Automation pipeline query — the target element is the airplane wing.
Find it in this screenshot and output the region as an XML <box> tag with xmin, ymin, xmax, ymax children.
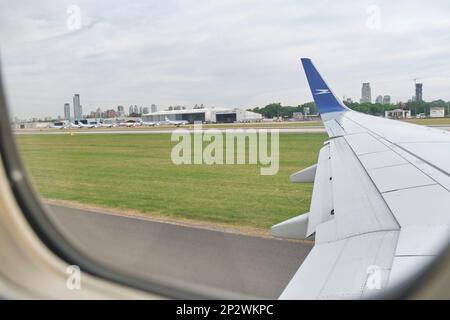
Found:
<box><xmin>272</xmin><ymin>58</ymin><xmax>450</xmax><ymax>299</ymax></box>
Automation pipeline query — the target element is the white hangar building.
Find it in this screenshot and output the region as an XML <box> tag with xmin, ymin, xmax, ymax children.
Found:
<box><xmin>141</xmin><ymin>107</ymin><xmax>263</xmax><ymax>124</ymax></box>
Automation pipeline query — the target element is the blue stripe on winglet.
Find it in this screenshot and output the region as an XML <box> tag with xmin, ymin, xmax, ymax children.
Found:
<box><xmin>301</xmin><ymin>58</ymin><xmax>348</xmax><ymax>114</ymax></box>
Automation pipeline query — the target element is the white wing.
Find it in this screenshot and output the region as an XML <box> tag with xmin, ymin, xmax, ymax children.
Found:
<box><xmin>272</xmin><ymin>59</ymin><xmax>450</xmax><ymax>299</ymax></box>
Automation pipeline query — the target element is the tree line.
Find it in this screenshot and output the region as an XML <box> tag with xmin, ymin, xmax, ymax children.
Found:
<box><xmin>248</xmin><ymin>102</ymin><xmax>317</xmax><ymax>119</ymax></box>
<box><xmin>249</xmin><ymin>100</ymin><xmax>450</xmax><ymax>118</ymax></box>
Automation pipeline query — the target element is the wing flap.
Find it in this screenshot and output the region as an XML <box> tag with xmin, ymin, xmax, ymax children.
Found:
<box><xmin>290</xmin><ymin>164</ymin><xmax>317</xmax><ymax>183</ymax></box>
<box><xmin>306</xmin><ymin>144</ymin><xmax>333</xmax><ymax>236</ymax></box>
<box><xmin>280</xmin><ymin>231</ymin><xmax>399</xmax><ymax>299</ymax></box>
<box><xmin>271</xmin><ymin>213</ymin><xmax>309</xmax><ymax>240</ymax></box>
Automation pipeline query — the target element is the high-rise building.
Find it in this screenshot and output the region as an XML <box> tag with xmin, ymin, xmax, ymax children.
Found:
<box><xmin>133</xmin><ymin>105</ymin><xmax>139</xmax><ymax>114</ymax></box>
<box><xmin>139</xmin><ymin>106</ymin><xmax>143</xmax><ymax>115</ymax></box>
<box><xmin>117</xmin><ymin>105</ymin><xmax>124</xmax><ymax>117</ymax></box>
<box><xmin>105</xmin><ymin>109</ymin><xmax>117</xmax><ymax>118</ymax></box>
<box><xmin>360</xmin><ymin>83</ymin><xmax>372</xmax><ymax>103</ymax></box>
<box><xmin>64</xmin><ymin>103</ymin><xmax>71</xmax><ymax>121</ymax></box>
<box><xmin>73</xmin><ymin>94</ymin><xmax>82</xmax><ymax>120</ymax></box>
<box><xmin>375</xmin><ymin>95</ymin><xmax>383</xmax><ymax>104</ymax></box>
<box><xmin>151</xmin><ymin>104</ymin><xmax>157</xmax><ymax>113</ymax></box>
<box><xmin>142</xmin><ymin>107</ymin><xmax>149</xmax><ymax>114</ymax></box>
<box><xmin>415</xmin><ymin>83</ymin><xmax>423</xmax><ymax>102</ymax></box>
<box><xmin>383</xmin><ymin>95</ymin><xmax>391</xmax><ymax>105</ymax></box>
<box><xmin>95</xmin><ymin>107</ymin><xmax>102</xmax><ymax>118</ymax></box>
<box><xmin>129</xmin><ymin>105</ymin><xmax>134</xmax><ymax>115</ymax></box>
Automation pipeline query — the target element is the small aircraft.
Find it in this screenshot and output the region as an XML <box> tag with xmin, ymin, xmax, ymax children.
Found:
<box><xmin>164</xmin><ymin>116</ymin><xmax>188</xmax><ymax>126</ymax></box>
<box><xmin>140</xmin><ymin>120</ymin><xmax>157</xmax><ymax>126</ymax></box>
<box><xmin>118</xmin><ymin>120</ymin><xmax>140</xmax><ymax>127</ymax></box>
<box><xmin>50</xmin><ymin>122</ymin><xmax>80</xmax><ymax>129</ymax></box>
<box><xmin>77</xmin><ymin>121</ymin><xmax>95</xmax><ymax>128</ymax></box>
<box><xmin>65</xmin><ymin>122</ymin><xmax>81</xmax><ymax>129</ymax></box>
<box><xmin>49</xmin><ymin>122</ymin><xmax>65</xmax><ymax>129</ymax></box>
<box><xmin>96</xmin><ymin>121</ymin><xmax>114</xmax><ymax>128</ymax></box>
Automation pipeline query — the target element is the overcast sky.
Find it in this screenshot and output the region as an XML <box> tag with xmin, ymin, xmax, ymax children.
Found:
<box><xmin>1</xmin><ymin>0</ymin><xmax>450</xmax><ymax>119</ymax></box>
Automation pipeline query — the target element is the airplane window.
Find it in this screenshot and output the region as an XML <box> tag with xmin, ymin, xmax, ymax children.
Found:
<box><xmin>1</xmin><ymin>1</ymin><xmax>450</xmax><ymax>301</ymax></box>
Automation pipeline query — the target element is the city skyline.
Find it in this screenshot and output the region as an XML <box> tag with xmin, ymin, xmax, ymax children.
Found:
<box><xmin>12</xmin><ymin>75</ymin><xmax>443</xmax><ymax>122</ymax></box>
<box><xmin>2</xmin><ymin>1</ymin><xmax>450</xmax><ymax>119</ymax></box>
<box><xmin>14</xmin><ymin>83</ymin><xmax>441</xmax><ymax>121</ymax></box>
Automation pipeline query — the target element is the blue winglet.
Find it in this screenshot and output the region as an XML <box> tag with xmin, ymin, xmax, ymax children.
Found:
<box><xmin>301</xmin><ymin>58</ymin><xmax>348</xmax><ymax>114</ymax></box>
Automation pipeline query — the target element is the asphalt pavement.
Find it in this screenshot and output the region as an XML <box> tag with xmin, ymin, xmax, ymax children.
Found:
<box><xmin>46</xmin><ymin>204</ymin><xmax>313</xmax><ymax>299</ymax></box>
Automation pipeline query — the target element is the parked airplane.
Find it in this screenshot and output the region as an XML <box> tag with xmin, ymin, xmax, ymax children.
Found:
<box><xmin>50</xmin><ymin>122</ymin><xmax>80</xmax><ymax>129</ymax></box>
<box><xmin>164</xmin><ymin>116</ymin><xmax>189</xmax><ymax>126</ymax></box>
<box><xmin>65</xmin><ymin>122</ymin><xmax>81</xmax><ymax>129</ymax></box>
<box><xmin>118</xmin><ymin>120</ymin><xmax>140</xmax><ymax>127</ymax></box>
<box><xmin>140</xmin><ymin>120</ymin><xmax>157</xmax><ymax>126</ymax></box>
<box><xmin>272</xmin><ymin>58</ymin><xmax>450</xmax><ymax>299</ymax></box>
<box><xmin>96</xmin><ymin>121</ymin><xmax>114</xmax><ymax>128</ymax></box>
<box><xmin>49</xmin><ymin>122</ymin><xmax>65</xmax><ymax>129</ymax></box>
<box><xmin>77</xmin><ymin>121</ymin><xmax>95</xmax><ymax>128</ymax></box>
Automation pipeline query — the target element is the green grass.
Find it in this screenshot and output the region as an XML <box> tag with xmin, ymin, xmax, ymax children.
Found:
<box><xmin>401</xmin><ymin>117</ymin><xmax>450</xmax><ymax>125</ymax></box>
<box><xmin>16</xmin><ymin>133</ymin><xmax>327</xmax><ymax>229</ymax></box>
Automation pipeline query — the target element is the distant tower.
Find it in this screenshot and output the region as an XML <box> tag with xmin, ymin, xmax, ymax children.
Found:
<box><xmin>117</xmin><ymin>105</ymin><xmax>124</xmax><ymax>117</ymax></box>
<box><xmin>73</xmin><ymin>94</ymin><xmax>81</xmax><ymax>121</ymax></box>
<box><xmin>64</xmin><ymin>103</ymin><xmax>71</xmax><ymax>121</ymax></box>
<box><xmin>375</xmin><ymin>95</ymin><xmax>383</xmax><ymax>104</ymax></box>
<box><xmin>383</xmin><ymin>95</ymin><xmax>391</xmax><ymax>105</ymax></box>
<box><xmin>151</xmin><ymin>104</ymin><xmax>157</xmax><ymax>113</ymax></box>
<box><xmin>415</xmin><ymin>83</ymin><xmax>423</xmax><ymax>102</ymax></box>
<box><xmin>360</xmin><ymin>83</ymin><xmax>372</xmax><ymax>103</ymax></box>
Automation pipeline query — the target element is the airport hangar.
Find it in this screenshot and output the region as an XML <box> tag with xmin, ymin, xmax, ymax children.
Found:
<box><xmin>141</xmin><ymin>107</ymin><xmax>263</xmax><ymax>124</ymax></box>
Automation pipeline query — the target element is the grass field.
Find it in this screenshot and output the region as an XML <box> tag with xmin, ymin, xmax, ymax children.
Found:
<box><xmin>401</xmin><ymin>118</ymin><xmax>450</xmax><ymax>125</ymax></box>
<box><xmin>16</xmin><ymin>133</ymin><xmax>328</xmax><ymax>229</ymax></box>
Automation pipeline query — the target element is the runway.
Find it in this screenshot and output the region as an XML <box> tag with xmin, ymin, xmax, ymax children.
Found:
<box><xmin>46</xmin><ymin>204</ymin><xmax>313</xmax><ymax>299</ymax></box>
<box><xmin>15</xmin><ymin>127</ymin><xmax>327</xmax><ymax>135</ymax></box>
<box><xmin>14</xmin><ymin>125</ymin><xmax>450</xmax><ymax>135</ymax></box>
